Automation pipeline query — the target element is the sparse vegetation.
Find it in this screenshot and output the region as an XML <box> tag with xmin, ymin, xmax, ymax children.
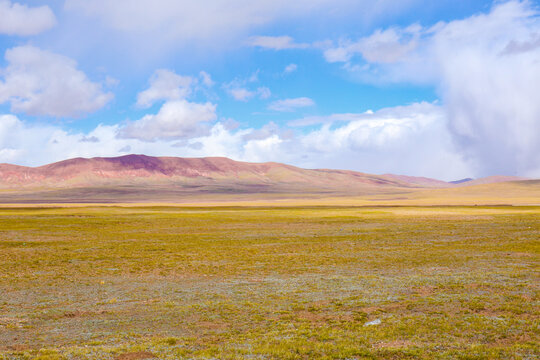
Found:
<box><xmin>0</xmin><ymin>205</ymin><xmax>538</xmax><ymax>359</ymax></box>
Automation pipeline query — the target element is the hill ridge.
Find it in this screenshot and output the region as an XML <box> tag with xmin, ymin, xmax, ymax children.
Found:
<box><xmin>0</xmin><ymin>154</ymin><xmax>529</xmax><ymax>191</ymax></box>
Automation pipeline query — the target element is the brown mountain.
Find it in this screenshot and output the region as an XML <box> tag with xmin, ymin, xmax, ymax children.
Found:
<box><xmin>0</xmin><ymin>155</ymin><xmax>532</xmax><ymax>203</ymax></box>
<box><xmin>0</xmin><ymin>154</ymin><xmax>409</xmax><ymax>188</ymax></box>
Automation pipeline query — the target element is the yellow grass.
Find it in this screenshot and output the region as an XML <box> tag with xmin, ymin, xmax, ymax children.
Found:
<box><xmin>0</xmin><ymin>180</ymin><xmax>537</xmax><ymax>208</ymax></box>
<box><xmin>0</xmin><ymin>204</ymin><xmax>538</xmax><ymax>359</ymax></box>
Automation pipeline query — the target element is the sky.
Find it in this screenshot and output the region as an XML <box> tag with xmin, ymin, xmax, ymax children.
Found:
<box><xmin>0</xmin><ymin>0</ymin><xmax>539</xmax><ymax>180</ymax></box>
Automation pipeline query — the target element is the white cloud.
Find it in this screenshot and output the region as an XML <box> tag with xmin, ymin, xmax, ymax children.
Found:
<box><xmin>323</xmin><ymin>46</ymin><xmax>352</xmax><ymax>63</ymax></box>
<box><xmin>323</xmin><ymin>0</ymin><xmax>540</xmax><ymax>177</ymax></box>
<box><xmin>0</xmin><ymin>114</ymin><xmax>123</xmax><ymax>165</ymax></box>
<box><xmin>136</xmin><ymin>69</ymin><xmax>194</xmax><ymax>108</ymax></box>
<box><xmin>242</xmin><ymin>122</ymin><xmax>280</xmax><ymax>141</ymax></box>
<box><xmin>357</xmin><ymin>25</ymin><xmax>419</xmax><ymax>63</ymax></box>
<box><xmin>227</xmin><ymin>87</ymin><xmax>254</xmax><ymax>101</ymax></box>
<box><xmin>0</xmin><ymin>46</ymin><xmax>113</xmax><ymax>117</ymax></box>
<box><xmin>289</xmin><ymin>113</ymin><xmax>365</xmax><ymax>127</ymax></box>
<box><xmin>324</xmin><ymin>25</ymin><xmax>420</xmax><ymax>64</ymax></box>
<box><xmin>119</xmin><ymin>100</ymin><xmax>217</xmax><ymax>141</ymax></box>
<box><xmin>268</xmin><ymin>97</ymin><xmax>315</xmax><ymax>112</ymax></box>
<box><xmin>284</xmin><ymin>63</ymin><xmax>298</xmax><ymax>73</ymax></box>
<box><xmin>257</xmin><ymin>87</ymin><xmax>271</xmax><ymax>99</ymax></box>
<box><xmin>224</xmin><ymin>78</ymin><xmax>271</xmax><ymax>101</ymax></box>
<box><xmin>0</xmin><ymin>0</ymin><xmax>56</xmax><ymax>36</ymax></box>
<box><xmin>0</xmin><ymin>113</ymin><xmax>276</xmax><ymax>169</ymax></box>
<box><xmin>199</xmin><ymin>71</ymin><xmax>214</xmax><ymax>87</ymax></box>
<box><xmin>63</xmin><ymin>0</ymin><xmax>428</xmax><ymax>51</ymax></box>
<box><xmin>300</xmin><ymin>102</ymin><xmax>441</xmax><ymax>150</ymax></box>
<box><xmin>291</xmin><ymin>102</ymin><xmax>471</xmax><ymax>180</ymax></box>
<box><xmin>289</xmin><ymin>104</ymin><xmax>422</xmax><ymax>127</ymax></box>
<box><xmin>64</xmin><ymin>0</ymin><xmax>359</xmax><ymax>45</ymax></box>
<box><xmin>248</xmin><ymin>36</ymin><xmax>309</xmax><ymax>50</ymax></box>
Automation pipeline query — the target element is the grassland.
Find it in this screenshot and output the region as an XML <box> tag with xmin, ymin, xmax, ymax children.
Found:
<box><xmin>0</xmin><ymin>179</ymin><xmax>538</xmax><ymax>206</ymax></box>
<box><xmin>0</xmin><ymin>205</ymin><xmax>538</xmax><ymax>359</ymax></box>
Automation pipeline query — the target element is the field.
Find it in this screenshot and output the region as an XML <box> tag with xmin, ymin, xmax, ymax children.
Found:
<box><xmin>0</xmin><ymin>205</ymin><xmax>539</xmax><ymax>359</ymax></box>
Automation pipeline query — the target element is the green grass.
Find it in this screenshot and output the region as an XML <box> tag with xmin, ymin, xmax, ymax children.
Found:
<box><xmin>0</xmin><ymin>206</ymin><xmax>538</xmax><ymax>359</ymax></box>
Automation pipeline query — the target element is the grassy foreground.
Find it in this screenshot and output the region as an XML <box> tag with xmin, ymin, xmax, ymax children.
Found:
<box><xmin>0</xmin><ymin>206</ymin><xmax>538</xmax><ymax>359</ymax></box>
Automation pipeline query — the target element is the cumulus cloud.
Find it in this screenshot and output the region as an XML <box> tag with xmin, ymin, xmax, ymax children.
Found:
<box><xmin>298</xmin><ymin>102</ymin><xmax>441</xmax><ymax>149</ymax></box>
<box><xmin>248</xmin><ymin>36</ymin><xmax>309</xmax><ymax>50</ymax></box>
<box><xmin>0</xmin><ymin>46</ymin><xmax>113</xmax><ymax>117</ymax></box>
<box><xmin>130</xmin><ymin>69</ymin><xmax>219</xmax><ymax>141</ymax></box>
<box><xmin>293</xmin><ymin>103</ymin><xmax>470</xmax><ymax>179</ymax></box>
<box><xmin>268</xmin><ymin>97</ymin><xmax>315</xmax><ymax>112</ymax></box>
<box><xmin>119</xmin><ymin>100</ymin><xmax>217</xmax><ymax>141</ymax></box>
<box><xmin>323</xmin><ymin>0</ymin><xmax>540</xmax><ymax>177</ymax></box>
<box><xmin>136</xmin><ymin>69</ymin><xmax>194</xmax><ymax>108</ymax></box>
<box><xmin>0</xmin><ymin>0</ymin><xmax>56</xmax><ymax>36</ymax></box>
<box><xmin>0</xmin><ymin>114</ymin><xmax>124</xmax><ymax>165</ymax></box>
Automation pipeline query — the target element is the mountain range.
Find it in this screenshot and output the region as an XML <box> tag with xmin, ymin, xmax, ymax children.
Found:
<box><xmin>0</xmin><ymin>154</ymin><xmax>533</xmax><ymax>203</ymax></box>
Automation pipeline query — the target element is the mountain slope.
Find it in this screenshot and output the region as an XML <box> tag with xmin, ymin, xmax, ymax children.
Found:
<box><xmin>453</xmin><ymin>175</ymin><xmax>528</xmax><ymax>186</ymax></box>
<box><xmin>382</xmin><ymin>174</ymin><xmax>452</xmax><ymax>188</ymax></box>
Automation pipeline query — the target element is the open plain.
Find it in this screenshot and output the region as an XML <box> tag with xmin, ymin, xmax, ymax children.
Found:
<box><xmin>0</xmin><ymin>204</ymin><xmax>538</xmax><ymax>359</ymax></box>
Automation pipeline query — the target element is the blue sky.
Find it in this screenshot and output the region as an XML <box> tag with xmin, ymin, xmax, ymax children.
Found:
<box><xmin>0</xmin><ymin>0</ymin><xmax>539</xmax><ymax>180</ymax></box>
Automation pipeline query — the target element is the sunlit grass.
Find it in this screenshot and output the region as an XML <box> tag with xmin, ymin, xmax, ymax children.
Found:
<box><xmin>0</xmin><ymin>206</ymin><xmax>538</xmax><ymax>359</ymax></box>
